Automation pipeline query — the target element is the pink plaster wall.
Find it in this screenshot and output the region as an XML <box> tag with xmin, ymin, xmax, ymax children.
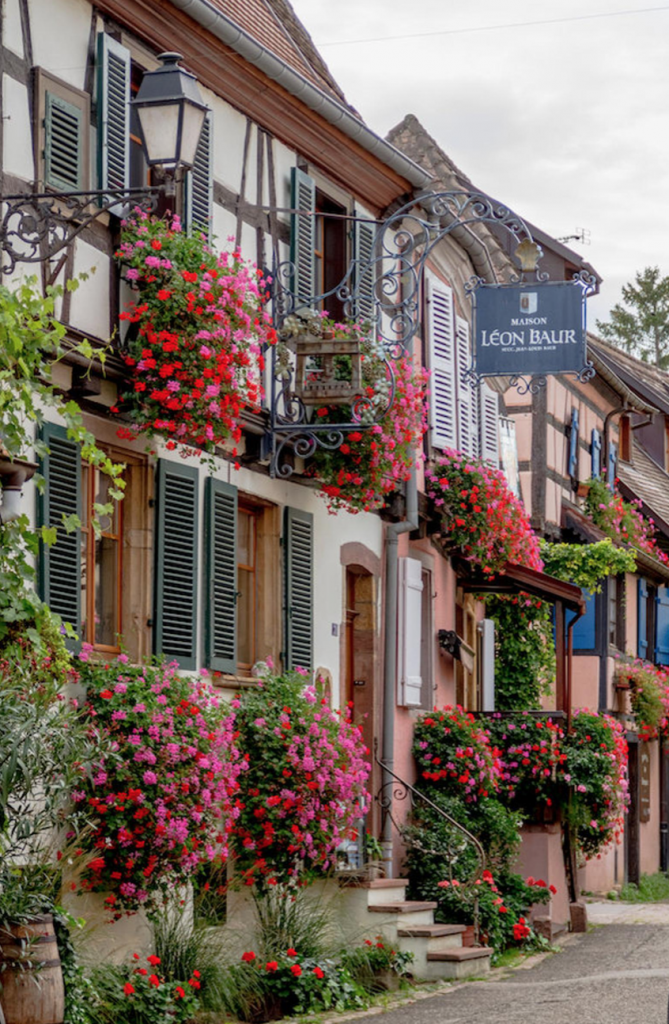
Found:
<box><xmin>515</xmin><ymin>823</ymin><xmax>569</xmax><ymax>931</ymax></box>
<box><xmin>578</xmin><ymin>837</ymin><xmax>622</xmax><ymax>895</ymax></box>
<box><xmin>640</xmin><ymin>740</ymin><xmax>661</xmax><ymax>876</ymax></box>
<box><xmin>571</xmin><ymin>655</ymin><xmax>600</xmax><ymax>710</ymax></box>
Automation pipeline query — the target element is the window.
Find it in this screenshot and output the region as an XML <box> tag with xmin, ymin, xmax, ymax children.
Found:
<box><xmin>38</xmin><ymin>426</ymin><xmax>150</xmax><ymax>660</ymax></box>
<box><xmin>619</xmin><ymin>415</ymin><xmax>631</xmax><ymax>462</ymax></box>
<box><xmin>203</xmin><ymin>481</ymin><xmax>289</xmax><ymax>677</ymax></box>
<box><xmin>289</xmin><ymin>167</ymin><xmax>374</xmax><ymax>318</ymax></box>
<box><xmin>81</xmin><ymin>461</ymin><xmax>123</xmax><ymax>651</ymax></box>
<box><xmin>237</xmin><ymin>504</ymin><xmax>260</xmax><ymax>671</ymax></box>
<box><xmin>608</xmin><ymin>575</ymin><xmax>625</xmax><ymax>650</ymax></box>
<box><xmin>35</xmin><ymin>68</ymin><xmax>90</xmax><ymax>191</ymax></box>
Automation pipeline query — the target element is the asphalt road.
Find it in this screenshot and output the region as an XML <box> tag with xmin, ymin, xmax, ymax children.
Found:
<box><xmin>362</xmin><ymin>905</ymin><xmax>669</xmax><ymax>1024</ymax></box>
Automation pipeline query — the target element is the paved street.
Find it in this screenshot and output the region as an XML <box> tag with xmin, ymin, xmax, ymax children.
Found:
<box><xmin>361</xmin><ymin>904</ymin><xmax>669</xmax><ymax>1023</ymax></box>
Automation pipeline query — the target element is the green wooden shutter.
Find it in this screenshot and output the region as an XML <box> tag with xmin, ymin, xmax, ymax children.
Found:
<box><xmin>290</xmin><ymin>167</ymin><xmax>316</xmax><ymax>309</ymax></box>
<box><xmin>37</xmin><ymin>423</ymin><xmax>82</xmax><ymax>637</ymax></box>
<box><xmin>154</xmin><ymin>460</ymin><xmax>199</xmax><ymax>669</ymax></box>
<box><xmin>204</xmin><ymin>477</ymin><xmax>237</xmax><ymax>673</ymax></box>
<box><xmin>284</xmin><ymin>506</ymin><xmax>313</xmax><ymax>672</ymax></box>
<box><xmin>96</xmin><ymin>32</ymin><xmax>130</xmax><ymax>194</ymax></box>
<box><xmin>185</xmin><ymin>112</ymin><xmax>213</xmax><ymax>238</ymax></box>
<box><xmin>353</xmin><ymin>214</ymin><xmax>376</xmax><ymax>322</ymax></box>
<box><xmin>44</xmin><ymin>91</ymin><xmax>84</xmax><ymax>190</ymax></box>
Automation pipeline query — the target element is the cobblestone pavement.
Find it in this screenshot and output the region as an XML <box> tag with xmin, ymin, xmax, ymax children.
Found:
<box><xmin>357</xmin><ymin>903</ymin><xmax>669</xmax><ymax>1024</ymax></box>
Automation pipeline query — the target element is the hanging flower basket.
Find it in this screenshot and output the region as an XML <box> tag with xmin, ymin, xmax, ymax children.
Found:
<box><xmin>279</xmin><ymin>312</ymin><xmax>363</xmax><ymax>406</ymax></box>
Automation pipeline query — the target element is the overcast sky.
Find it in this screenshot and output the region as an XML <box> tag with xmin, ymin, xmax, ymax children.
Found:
<box><xmin>289</xmin><ymin>0</ymin><xmax>669</xmax><ymax>329</ymax></box>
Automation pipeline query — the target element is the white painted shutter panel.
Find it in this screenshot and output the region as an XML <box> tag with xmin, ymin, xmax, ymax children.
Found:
<box><xmin>427</xmin><ymin>278</ymin><xmax>457</xmax><ymax>450</ymax></box>
<box><xmin>455</xmin><ymin>316</ymin><xmax>478</xmax><ymax>457</ymax></box>
<box><xmin>479</xmin><ymin>381</ymin><xmax>499</xmax><ymax>466</ymax></box>
<box><xmin>398</xmin><ymin>557</ymin><xmax>423</xmax><ymax>707</ymax></box>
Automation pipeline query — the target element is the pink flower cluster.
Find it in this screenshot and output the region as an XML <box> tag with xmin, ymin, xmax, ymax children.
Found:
<box><xmin>426</xmin><ymin>450</ymin><xmax>542</xmax><ymax>575</ymax></box>
<box><xmin>72</xmin><ymin>658</ymin><xmax>243</xmax><ymax>915</ymax></box>
<box><xmin>585</xmin><ymin>477</ymin><xmax>668</xmax><ymax>564</ymax></box>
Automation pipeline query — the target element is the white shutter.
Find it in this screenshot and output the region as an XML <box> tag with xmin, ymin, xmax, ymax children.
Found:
<box><xmin>479</xmin><ymin>381</ymin><xmax>499</xmax><ymax>466</ymax></box>
<box><xmin>353</xmin><ymin>212</ymin><xmax>376</xmax><ymax>322</ymax></box>
<box><xmin>427</xmin><ymin>277</ymin><xmax>457</xmax><ymax>450</ymax></box>
<box><xmin>397</xmin><ymin>557</ymin><xmax>423</xmax><ymax>707</ymax></box>
<box><xmin>455</xmin><ymin>316</ymin><xmax>478</xmax><ymax>457</ymax></box>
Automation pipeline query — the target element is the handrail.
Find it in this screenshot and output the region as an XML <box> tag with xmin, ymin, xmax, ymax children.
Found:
<box><xmin>373</xmin><ymin>742</ymin><xmax>485</xmax><ymax>940</ymax></box>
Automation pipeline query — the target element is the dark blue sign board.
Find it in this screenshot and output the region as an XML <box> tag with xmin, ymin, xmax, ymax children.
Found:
<box><xmin>473</xmin><ymin>281</ymin><xmax>586</xmax><ymax>377</ymax></box>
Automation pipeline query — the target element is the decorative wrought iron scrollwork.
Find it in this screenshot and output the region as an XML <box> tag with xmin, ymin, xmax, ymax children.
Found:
<box><xmin>0</xmin><ymin>187</ymin><xmax>160</xmax><ymax>275</ymax></box>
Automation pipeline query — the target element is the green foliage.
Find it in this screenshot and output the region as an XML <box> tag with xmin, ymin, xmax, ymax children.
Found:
<box><xmin>615</xmin><ymin>657</ymin><xmax>667</xmax><ymax>740</ymax></box>
<box><xmin>485</xmin><ymin>594</ymin><xmax>555</xmax><ymax>710</ymax></box>
<box><xmin>252</xmin><ymin>885</ymin><xmax>333</xmax><ymax>962</ymax></box>
<box><xmin>53</xmin><ymin>907</ymin><xmax>96</xmax><ymax>1024</ymax></box>
<box><xmin>595</xmin><ymin>266</ymin><xmax>669</xmax><ymax>368</ymax></box>
<box><xmin>618</xmin><ymin>871</ymin><xmax>669</xmax><ymax>902</ymax></box>
<box><xmin>152</xmin><ymin>904</ymin><xmax>232</xmax><ymax>1013</ymax></box>
<box><xmin>87</xmin><ymin>954</ymin><xmax>200</xmax><ymax>1024</ymax></box>
<box><xmin>0</xmin><ymin>275</ymin><xmax>125</xmax><ymax>645</ymax></box>
<box><xmin>541</xmin><ymin>538</ymin><xmax>636</xmax><ymax>593</ymax></box>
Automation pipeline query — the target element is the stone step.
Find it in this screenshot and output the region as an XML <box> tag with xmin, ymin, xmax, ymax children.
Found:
<box><xmin>424</xmin><ymin>946</ymin><xmax>493</xmax><ymax>982</ymax></box>
<box><xmin>367</xmin><ymin>901</ymin><xmax>437</xmax><ymax>928</ymax></box>
<box><xmin>366</xmin><ymin>879</ymin><xmax>409</xmax><ymax>906</ymax></box>
<box><xmin>397</xmin><ymin>923</ymin><xmax>465</xmax><ymax>959</ymax></box>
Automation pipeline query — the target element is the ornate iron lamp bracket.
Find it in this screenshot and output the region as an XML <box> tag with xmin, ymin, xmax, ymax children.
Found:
<box><xmin>0</xmin><ymin>187</ymin><xmax>161</xmax><ymax>276</ymax></box>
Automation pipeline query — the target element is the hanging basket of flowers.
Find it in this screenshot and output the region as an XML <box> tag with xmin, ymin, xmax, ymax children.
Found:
<box><xmin>279</xmin><ymin>311</ymin><xmax>363</xmax><ymax>406</ymax></box>
<box><xmin>114</xmin><ymin>210</ymin><xmax>277</xmax><ymax>458</ymax></box>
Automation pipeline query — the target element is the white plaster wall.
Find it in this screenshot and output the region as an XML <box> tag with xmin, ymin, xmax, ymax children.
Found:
<box><xmin>3</xmin><ymin>0</ymin><xmax>25</xmax><ymax>57</ymax></box>
<box><xmin>27</xmin><ymin>0</ymin><xmax>91</xmax><ymax>91</ymax></box>
<box><xmin>70</xmin><ymin>239</ymin><xmax>110</xmax><ymax>340</ymax></box>
<box><xmin>3</xmin><ymin>76</ymin><xmax>34</xmax><ymax>180</ymax></box>
<box><xmin>212</xmin><ymin>206</ymin><xmax>237</xmax><ymax>251</ymax></box>
<box><xmin>210</xmin><ymin>100</ymin><xmax>251</xmax><ymax>196</ymax></box>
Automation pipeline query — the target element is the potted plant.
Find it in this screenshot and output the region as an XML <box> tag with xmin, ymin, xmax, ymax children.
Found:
<box><xmin>364</xmin><ymin>834</ymin><xmax>385</xmax><ymax>880</ymax></box>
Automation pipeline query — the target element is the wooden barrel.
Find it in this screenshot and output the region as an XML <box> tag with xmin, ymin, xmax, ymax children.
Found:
<box><xmin>0</xmin><ymin>915</ymin><xmax>65</xmax><ymax>1024</ymax></box>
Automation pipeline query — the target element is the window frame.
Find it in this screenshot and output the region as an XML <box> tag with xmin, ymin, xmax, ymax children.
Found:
<box><xmin>80</xmin><ymin>452</ymin><xmax>124</xmax><ymax>654</ymax></box>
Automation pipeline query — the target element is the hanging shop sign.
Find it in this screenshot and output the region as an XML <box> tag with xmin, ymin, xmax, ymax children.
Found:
<box><xmin>473</xmin><ymin>281</ymin><xmax>587</xmax><ymax>378</ymax></box>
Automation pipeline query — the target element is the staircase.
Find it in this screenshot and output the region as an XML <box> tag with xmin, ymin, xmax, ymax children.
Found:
<box><xmin>337</xmin><ymin>877</ymin><xmax>493</xmax><ymax>981</ymax></box>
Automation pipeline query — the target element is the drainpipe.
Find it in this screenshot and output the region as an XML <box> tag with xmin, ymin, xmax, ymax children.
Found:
<box><xmin>381</xmin><ymin>460</ymin><xmax>419</xmax><ymax>876</ymax></box>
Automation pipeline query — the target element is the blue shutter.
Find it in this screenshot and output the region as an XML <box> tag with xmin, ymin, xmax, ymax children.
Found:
<box><xmin>607</xmin><ymin>441</ymin><xmax>618</xmax><ymax>488</ymax></box>
<box><xmin>568</xmin><ymin>588</ymin><xmax>596</xmax><ymax>650</ymax></box>
<box><xmin>591</xmin><ymin>428</ymin><xmax>602</xmax><ymax>479</ymax></box>
<box><xmin>37</xmin><ymin>423</ymin><xmax>82</xmax><ymax>640</ymax></box>
<box><xmin>638</xmin><ymin>578</ymin><xmax>649</xmax><ymax>660</ymax></box>
<box><xmin>290</xmin><ymin>167</ymin><xmax>316</xmax><ymax>310</ymax></box>
<box><xmin>568</xmin><ymin>408</ymin><xmax>580</xmax><ymax>478</ymax></box>
<box><xmin>154</xmin><ymin>460</ymin><xmax>199</xmax><ymax>669</ymax></box>
<box><xmin>655</xmin><ymin>585</ymin><xmax>669</xmax><ymax>666</ymax></box>
<box><xmin>204</xmin><ymin>478</ymin><xmax>237</xmax><ymax>673</ymax></box>
<box><xmin>284</xmin><ymin>506</ymin><xmax>313</xmax><ymax>672</ymax></box>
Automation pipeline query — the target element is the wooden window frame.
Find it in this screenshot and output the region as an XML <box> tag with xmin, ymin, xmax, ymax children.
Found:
<box><xmin>237</xmin><ymin>502</ymin><xmax>261</xmax><ymax>673</ymax></box>
<box><xmin>80</xmin><ymin>455</ymin><xmax>124</xmax><ymax>654</ymax></box>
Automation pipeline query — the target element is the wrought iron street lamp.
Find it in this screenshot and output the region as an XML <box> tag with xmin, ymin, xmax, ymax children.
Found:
<box><xmin>0</xmin><ymin>53</ymin><xmax>208</xmax><ymax>274</ymax></box>
<box><xmin>131</xmin><ymin>52</ymin><xmax>208</xmax><ymax>175</ymax></box>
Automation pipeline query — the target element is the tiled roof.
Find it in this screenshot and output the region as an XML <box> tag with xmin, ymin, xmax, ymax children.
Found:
<box><xmin>618</xmin><ymin>440</ymin><xmax>669</xmax><ymax>535</ymax></box>
<box><xmin>588</xmin><ymin>335</ymin><xmax>669</xmax><ymax>412</ymax></box>
<box><xmin>206</xmin><ymin>0</ymin><xmax>356</xmax><ymax>110</ymax></box>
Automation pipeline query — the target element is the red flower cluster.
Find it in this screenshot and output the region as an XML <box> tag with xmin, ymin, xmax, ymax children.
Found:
<box><xmin>426</xmin><ymin>449</ymin><xmax>542</xmax><ymax>575</ymax></box>
<box><xmin>585</xmin><ymin>476</ymin><xmax>668</xmax><ymax>564</ymax></box>
<box><xmin>114</xmin><ymin>211</ymin><xmax>276</xmax><ymax>457</ymax></box>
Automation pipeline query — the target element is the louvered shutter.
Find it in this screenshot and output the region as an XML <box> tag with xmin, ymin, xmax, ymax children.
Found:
<box><xmin>284</xmin><ymin>506</ymin><xmax>313</xmax><ymax>672</ymax></box>
<box><xmin>638</xmin><ymin>578</ymin><xmax>649</xmax><ymax>660</ymax></box>
<box><xmin>154</xmin><ymin>460</ymin><xmax>199</xmax><ymax>669</ymax></box>
<box><xmin>591</xmin><ymin>428</ymin><xmax>602</xmax><ymax>479</ymax></box>
<box><xmin>568</xmin><ymin>408</ymin><xmax>580</xmax><ymax>478</ymax></box>
<box><xmin>456</xmin><ymin>315</ymin><xmax>478</xmax><ymax>457</ymax></box>
<box><xmin>96</xmin><ymin>33</ymin><xmax>130</xmax><ymax>195</ymax></box>
<box><xmin>397</xmin><ymin>557</ymin><xmax>423</xmax><ymax>707</ymax></box>
<box><xmin>607</xmin><ymin>441</ymin><xmax>618</xmax><ymax>487</ymax></box>
<box><xmin>479</xmin><ymin>381</ymin><xmax>499</xmax><ymax>466</ymax></box>
<box><xmin>37</xmin><ymin>423</ymin><xmax>82</xmax><ymax>638</ymax></box>
<box><xmin>45</xmin><ymin>91</ymin><xmax>85</xmax><ymax>190</ymax></box>
<box><xmin>656</xmin><ymin>586</ymin><xmax>669</xmax><ymax>666</ymax></box>
<box><xmin>353</xmin><ymin>213</ymin><xmax>376</xmax><ymax>323</ymax></box>
<box><xmin>290</xmin><ymin>167</ymin><xmax>316</xmax><ymax>310</ymax></box>
<box><xmin>185</xmin><ymin>112</ymin><xmax>213</xmax><ymax>238</ymax></box>
<box><xmin>204</xmin><ymin>478</ymin><xmax>237</xmax><ymax>673</ymax></box>
<box><xmin>427</xmin><ymin>278</ymin><xmax>457</xmax><ymax>450</ymax></box>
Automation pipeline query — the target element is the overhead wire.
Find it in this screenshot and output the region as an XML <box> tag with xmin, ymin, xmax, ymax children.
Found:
<box><xmin>316</xmin><ymin>4</ymin><xmax>669</xmax><ymax>47</ymax></box>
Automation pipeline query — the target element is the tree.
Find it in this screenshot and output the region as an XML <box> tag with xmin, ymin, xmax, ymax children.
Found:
<box><xmin>595</xmin><ymin>266</ymin><xmax>669</xmax><ymax>368</ymax></box>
